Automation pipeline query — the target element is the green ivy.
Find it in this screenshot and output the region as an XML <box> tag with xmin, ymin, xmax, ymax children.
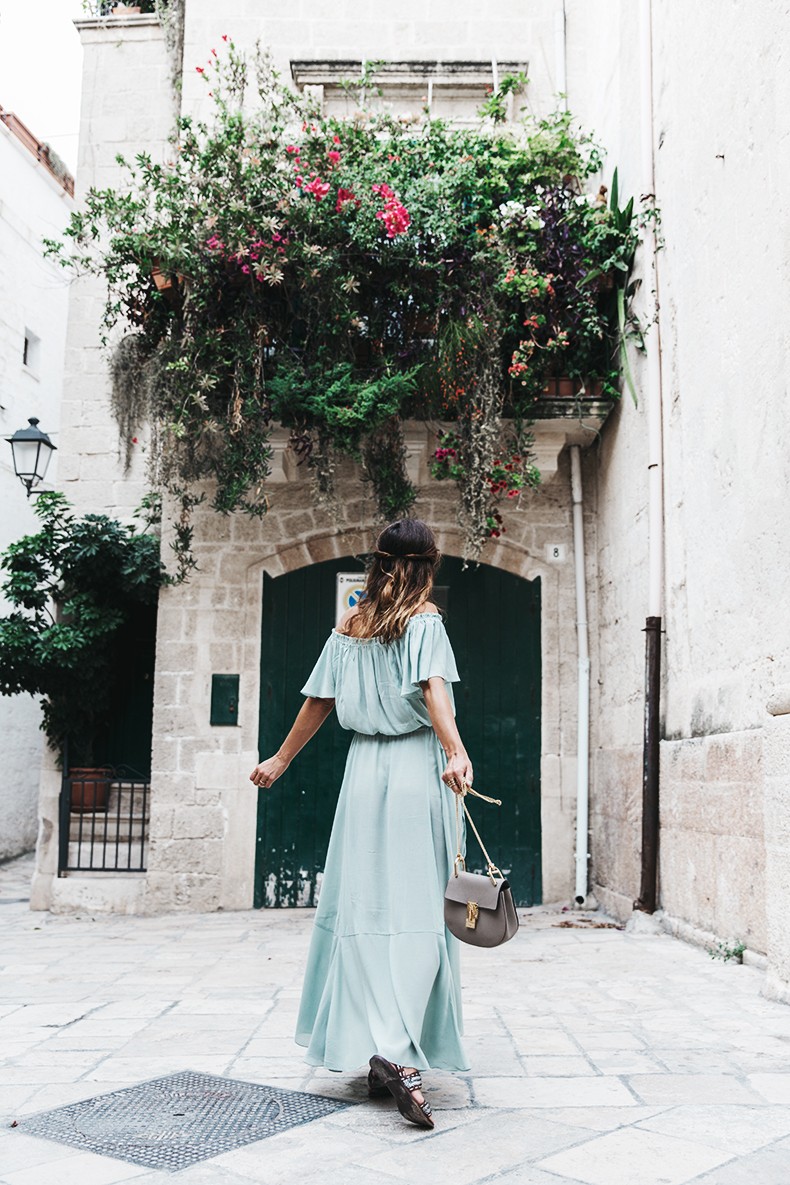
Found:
<box><xmin>0</xmin><ymin>492</ymin><xmax>166</xmax><ymax>762</ymax></box>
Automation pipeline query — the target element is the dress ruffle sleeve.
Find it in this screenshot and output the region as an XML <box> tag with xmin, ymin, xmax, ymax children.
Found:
<box><xmin>301</xmin><ymin>634</ymin><xmax>338</xmax><ymax>699</ymax></box>
<box><xmin>400</xmin><ymin>614</ymin><xmax>460</xmax><ymax>699</ymax></box>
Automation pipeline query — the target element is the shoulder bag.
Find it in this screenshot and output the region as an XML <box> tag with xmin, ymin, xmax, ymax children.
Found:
<box><xmin>444</xmin><ymin>783</ymin><xmax>519</xmax><ymax>947</ymax></box>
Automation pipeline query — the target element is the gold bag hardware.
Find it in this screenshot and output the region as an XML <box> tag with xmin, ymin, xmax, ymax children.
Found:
<box><xmin>466</xmin><ymin>901</ymin><xmax>479</xmax><ymax>929</ymax></box>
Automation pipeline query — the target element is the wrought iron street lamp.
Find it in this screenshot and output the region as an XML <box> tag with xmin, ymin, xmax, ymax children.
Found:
<box><xmin>5</xmin><ymin>417</ymin><xmax>56</xmax><ymax>497</ymax></box>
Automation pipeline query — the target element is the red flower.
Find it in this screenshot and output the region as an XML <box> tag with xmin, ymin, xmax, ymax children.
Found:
<box><xmin>336</xmin><ymin>186</ymin><xmax>359</xmax><ymax>212</ymax></box>
<box><xmin>195</xmin><ymin>66</ymin><xmax>205</xmax><ymax>73</ymax></box>
<box><xmin>132</xmin><ymin>436</ymin><xmax>138</xmax><ymax>444</ymax></box>
<box><xmin>333</xmin><ymin>134</ymin><xmax>341</xmax><ymax>144</ymax></box>
<box><xmin>286</xmin><ymin>145</ymin><xmax>300</xmax><ymax>155</ymax></box>
<box><xmin>222</xmin><ymin>33</ymin><xmax>228</xmax><ymax>41</ymax></box>
<box><xmin>327</xmin><ymin>149</ymin><xmax>341</xmax><ymax>167</ymax></box>
<box><xmin>373</xmin><ymin>183</ymin><xmax>410</xmax><ymax>238</ymax></box>
<box><xmin>305</xmin><ymin>177</ymin><xmax>330</xmax><ymax>200</ymax></box>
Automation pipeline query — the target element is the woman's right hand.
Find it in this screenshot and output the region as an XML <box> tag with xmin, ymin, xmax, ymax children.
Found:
<box><xmin>442</xmin><ymin>753</ymin><xmax>473</xmax><ymax>795</ymax></box>
<box><xmin>249</xmin><ymin>753</ymin><xmax>289</xmax><ymax>788</ymax></box>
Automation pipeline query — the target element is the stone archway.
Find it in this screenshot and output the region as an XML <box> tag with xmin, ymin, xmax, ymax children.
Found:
<box><xmin>253</xmin><ymin>552</ymin><xmax>543</xmax><ymax>908</ymax></box>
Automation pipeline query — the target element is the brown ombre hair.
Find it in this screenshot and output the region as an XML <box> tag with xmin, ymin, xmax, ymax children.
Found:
<box><xmin>349</xmin><ymin>519</ymin><xmax>441</xmax><ymax>643</ymax></box>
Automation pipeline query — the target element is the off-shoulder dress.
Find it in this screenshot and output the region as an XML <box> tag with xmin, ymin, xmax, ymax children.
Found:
<box><xmin>294</xmin><ymin>610</ymin><xmax>469</xmax><ymax>1072</ymax></box>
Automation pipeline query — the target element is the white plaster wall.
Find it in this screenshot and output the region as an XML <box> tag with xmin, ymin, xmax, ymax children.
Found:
<box><xmin>569</xmin><ymin>0</ymin><xmax>790</xmax><ymax>951</ymax></box>
<box><xmin>53</xmin><ymin>16</ymin><xmax>173</xmax><ymax>521</ymax></box>
<box><xmin>31</xmin><ymin>13</ymin><xmax>174</xmax><ymax>908</ymax></box>
<box><xmin>0</xmin><ymin>125</ymin><xmax>73</xmax><ymax>860</ymax></box>
<box><xmin>181</xmin><ymin>0</ymin><xmax>561</xmax><ymax>124</ymax></box>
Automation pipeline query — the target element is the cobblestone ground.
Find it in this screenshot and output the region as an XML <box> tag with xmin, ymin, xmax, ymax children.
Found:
<box><xmin>2</xmin><ymin>855</ymin><xmax>790</xmax><ymax>1185</ymax></box>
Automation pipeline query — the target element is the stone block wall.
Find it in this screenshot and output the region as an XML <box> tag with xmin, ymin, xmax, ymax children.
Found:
<box><xmin>569</xmin><ymin>0</ymin><xmax>790</xmax><ymax>966</ymax></box>
<box><xmin>33</xmin><ymin>1</ymin><xmax>594</xmax><ymax>914</ymax></box>
<box><xmin>138</xmin><ymin>433</ymin><xmax>582</xmax><ymax>914</ymax></box>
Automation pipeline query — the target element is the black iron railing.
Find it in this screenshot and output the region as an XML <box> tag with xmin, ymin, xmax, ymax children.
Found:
<box><xmin>58</xmin><ymin>765</ymin><xmax>150</xmax><ymax>875</ymax></box>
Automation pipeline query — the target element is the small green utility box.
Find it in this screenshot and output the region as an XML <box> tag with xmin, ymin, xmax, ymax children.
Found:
<box><xmin>210</xmin><ymin>674</ymin><xmax>239</xmax><ymax>725</ymax></box>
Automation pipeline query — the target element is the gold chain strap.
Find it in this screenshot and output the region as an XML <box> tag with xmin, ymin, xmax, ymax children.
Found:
<box><xmin>453</xmin><ymin>781</ymin><xmax>504</xmax><ymax>883</ymax></box>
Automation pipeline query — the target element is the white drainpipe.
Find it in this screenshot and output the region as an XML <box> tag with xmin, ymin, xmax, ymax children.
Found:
<box><xmin>555</xmin><ymin>0</ymin><xmax>567</xmax><ymax>101</ymax></box>
<box><xmin>570</xmin><ymin>446</ymin><xmax>590</xmax><ymax>903</ymax></box>
<box><xmin>640</xmin><ymin>0</ymin><xmax>665</xmax><ymax>622</ymax></box>
<box><xmin>556</xmin><ymin>0</ymin><xmax>588</xmax><ymax>903</ymax></box>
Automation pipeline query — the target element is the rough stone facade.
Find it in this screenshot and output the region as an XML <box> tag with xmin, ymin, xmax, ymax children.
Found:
<box><xmin>569</xmin><ymin>1</ymin><xmax>790</xmax><ymax>967</ymax></box>
<box><xmin>29</xmin><ymin>0</ymin><xmax>790</xmax><ymax>1001</ymax></box>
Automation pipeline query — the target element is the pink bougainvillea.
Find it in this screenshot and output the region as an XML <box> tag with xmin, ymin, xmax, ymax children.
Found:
<box><xmin>372</xmin><ymin>183</ymin><xmax>410</xmax><ymax>238</ymax></box>
<box><xmin>335</xmin><ymin>187</ymin><xmax>359</xmax><ymax>213</ymax></box>
<box><xmin>304</xmin><ymin>177</ymin><xmax>331</xmax><ymax>201</ymax></box>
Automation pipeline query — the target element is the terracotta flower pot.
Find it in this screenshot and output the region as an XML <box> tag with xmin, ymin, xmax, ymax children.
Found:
<box><xmin>69</xmin><ymin>767</ymin><xmax>112</xmax><ymax>813</ymax></box>
<box><xmin>542</xmin><ymin>376</ymin><xmax>576</xmax><ymax>398</ymax></box>
<box><xmin>112</xmin><ymin>5</ymin><xmax>142</xmax><ymax>13</ymax></box>
<box><xmin>151</xmin><ymin>264</ymin><xmax>185</xmax><ymax>305</ymax></box>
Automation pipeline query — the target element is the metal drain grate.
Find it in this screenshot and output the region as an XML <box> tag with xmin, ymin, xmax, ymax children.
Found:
<box><xmin>17</xmin><ymin>1070</ymin><xmax>353</xmax><ymax>1172</ymax></box>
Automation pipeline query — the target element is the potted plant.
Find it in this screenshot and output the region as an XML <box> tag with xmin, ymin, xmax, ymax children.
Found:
<box><xmin>0</xmin><ymin>492</ymin><xmax>165</xmax><ymax>803</ymax></box>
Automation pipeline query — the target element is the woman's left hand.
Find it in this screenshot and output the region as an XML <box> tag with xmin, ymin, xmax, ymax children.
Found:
<box><xmin>442</xmin><ymin>754</ymin><xmax>473</xmax><ymax>795</ymax></box>
<box><xmin>249</xmin><ymin>753</ymin><xmax>288</xmax><ymax>788</ymax></box>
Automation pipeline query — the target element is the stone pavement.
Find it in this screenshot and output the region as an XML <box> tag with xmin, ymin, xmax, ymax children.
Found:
<box><xmin>2</xmin><ymin>855</ymin><xmax>790</xmax><ymax>1185</ymax></box>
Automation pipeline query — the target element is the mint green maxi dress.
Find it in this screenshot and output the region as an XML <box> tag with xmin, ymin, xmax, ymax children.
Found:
<box><xmin>294</xmin><ymin>611</ymin><xmax>469</xmax><ymax>1073</ymax></box>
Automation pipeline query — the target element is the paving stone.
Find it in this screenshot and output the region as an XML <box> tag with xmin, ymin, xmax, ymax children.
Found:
<box><xmin>748</xmin><ymin>1074</ymin><xmax>790</xmax><ymax>1103</ymax></box>
<box><xmin>682</xmin><ymin>1143</ymin><xmax>790</xmax><ymax>1185</ymax></box>
<box><xmin>533</xmin><ymin>1105</ymin><xmax>671</xmax><ymax>1132</ymax></box>
<box><xmin>0</xmin><ymin>1131</ymin><xmax>82</xmax><ymax>1175</ymax></box>
<box><xmin>626</xmin><ymin>1074</ymin><xmax>763</xmax><ymax>1105</ymax></box>
<box><xmin>636</xmin><ymin>1103</ymin><xmax>790</xmax><ymax>1154</ymax></box>
<box><xmin>520</xmin><ymin>1055</ymin><xmax>598</xmax><ymax>1076</ymax></box>
<box><xmin>510</xmin><ymin>1029</ymin><xmax>581</xmax><ymax>1055</ymax></box>
<box><xmin>216</xmin><ymin>1120</ymin><xmax>392</xmax><ymax>1179</ymax></box>
<box><xmin>474</xmin><ymin>1075</ymin><xmax>637</xmax><ymax>1109</ymax></box>
<box><xmin>537</xmin><ymin>1126</ymin><xmax>733</xmax><ymax>1185</ymax></box>
<box><xmin>484</xmin><ymin>1168</ymin><xmax>592</xmax><ymax>1185</ymax></box>
<box><xmin>358</xmin><ymin>1111</ymin><xmax>589</xmax><ymax>1182</ymax></box>
<box><xmin>0</xmin><ymin>1150</ymin><xmax>150</xmax><ymax>1185</ymax></box>
<box><xmin>587</xmin><ymin>1051</ymin><xmax>665</xmax><ymax>1074</ymax></box>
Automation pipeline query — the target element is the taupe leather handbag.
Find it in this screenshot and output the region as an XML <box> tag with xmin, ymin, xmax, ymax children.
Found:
<box><xmin>444</xmin><ymin>784</ymin><xmax>519</xmax><ymax>947</ymax></box>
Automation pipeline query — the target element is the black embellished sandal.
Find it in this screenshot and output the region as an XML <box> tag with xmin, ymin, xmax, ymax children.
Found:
<box><xmin>367</xmin><ymin>1067</ymin><xmax>389</xmax><ymax>1098</ymax></box>
<box><xmin>368</xmin><ymin>1055</ymin><xmax>434</xmax><ymax>1130</ymax></box>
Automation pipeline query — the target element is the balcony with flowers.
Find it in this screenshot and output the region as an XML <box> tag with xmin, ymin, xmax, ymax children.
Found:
<box><xmin>46</xmin><ymin>40</ymin><xmax>642</xmax><ymax>567</ymax></box>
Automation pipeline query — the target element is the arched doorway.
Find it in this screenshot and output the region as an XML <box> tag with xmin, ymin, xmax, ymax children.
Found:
<box><xmin>254</xmin><ymin>555</ymin><xmax>541</xmax><ymax>907</ymax></box>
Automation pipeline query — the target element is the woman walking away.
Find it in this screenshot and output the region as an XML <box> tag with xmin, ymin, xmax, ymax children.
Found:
<box><xmin>250</xmin><ymin>519</ymin><xmax>473</xmax><ymax>1130</ymax></box>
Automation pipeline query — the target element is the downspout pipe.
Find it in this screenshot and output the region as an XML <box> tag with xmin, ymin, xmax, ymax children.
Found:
<box><xmin>635</xmin><ymin>0</ymin><xmax>666</xmax><ymax>913</ymax></box>
<box><xmin>555</xmin><ymin>0</ymin><xmax>567</xmax><ymax>102</ymax></box>
<box><xmin>557</xmin><ymin>0</ymin><xmax>587</xmax><ymax>903</ymax></box>
<box><xmin>571</xmin><ymin>446</ymin><xmax>591</xmax><ymax>903</ymax></box>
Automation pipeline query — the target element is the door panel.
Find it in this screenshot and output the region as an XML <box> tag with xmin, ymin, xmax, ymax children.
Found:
<box><xmin>255</xmin><ymin>559</ymin><xmax>357</xmax><ymax>907</ymax></box>
<box><xmin>439</xmin><ymin>557</ymin><xmax>542</xmax><ymax>905</ymax></box>
<box><xmin>255</xmin><ymin>556</ymin><xmax>541</xmax><ymax>907</ymax></box>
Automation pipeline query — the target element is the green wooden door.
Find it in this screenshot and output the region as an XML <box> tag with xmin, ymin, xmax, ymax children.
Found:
<box><xmin>254</xmin><ymin>556</ymin><xmax>541</xmax><ymax>907</ymax></box>
<box><xmin>255</xmin><ymin>559</ymin><xmax>358</xmax><ymax>907</ymax></box>
<box><xmin>438</xmin><ymin>557</ymin><xmax>542</xmax><ymax>905</ymax></box>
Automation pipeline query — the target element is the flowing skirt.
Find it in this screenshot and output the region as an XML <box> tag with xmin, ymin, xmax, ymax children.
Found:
<box><xmin>295</xmin><ymin>726</ymin><xmax>469</xmax><ymax>1071</ymax></box>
